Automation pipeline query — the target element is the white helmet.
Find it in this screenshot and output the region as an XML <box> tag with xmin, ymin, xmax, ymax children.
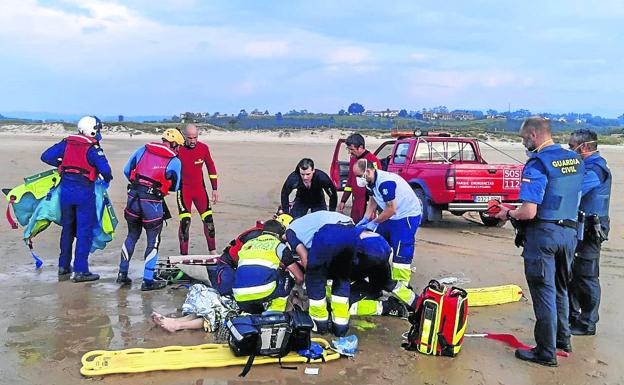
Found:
<box><xmin>77</xmin><ymin>116</ymin><xmax>102</xmax><ymax>138</ymax></box>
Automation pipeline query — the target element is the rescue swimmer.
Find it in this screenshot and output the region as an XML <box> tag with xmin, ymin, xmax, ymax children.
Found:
<box><xmin>116</xmin><ymin>128</ymin><xmax>184</xmax><ymax>291</ymax></box>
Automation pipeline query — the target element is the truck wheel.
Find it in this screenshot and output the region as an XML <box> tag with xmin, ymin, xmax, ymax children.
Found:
<box><xmin>479</xmin><ymin>212</ymin><xmax>504</xmax><ymax>227</ymax></box>
<box><xmin>414</xmin><ymin>188</ymin><xmax>440</xmax><ymax>226</ymax></box>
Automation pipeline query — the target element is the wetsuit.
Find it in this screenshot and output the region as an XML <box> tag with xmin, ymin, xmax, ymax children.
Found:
<box><xmin>120</xmin><ymin>142</ymin><xmax>181</xmax><ymax>286</ymax></box>
<box><xmin>41</xmin><ymin>135</ymin><xmax>112</xmax><ymax>274</ymax></box>
<box><xmin>280</xmin><ymin>169</ymin><xmax>337</xmax><ymax>218</ymax></box>
<box><xmin>177</xmin><ymin>142</ymin><xmax>218</xmax><ymax>254</ymax></box>
<box><xmin>340</xmin><ymin>151</ymin><xmax>381</xmax><ymax>222</ymax></box>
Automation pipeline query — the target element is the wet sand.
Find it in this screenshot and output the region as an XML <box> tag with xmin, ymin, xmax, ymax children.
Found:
<box><xmin>0</xmin><ymin>133</ymin><xmax>622</xmax><ymax>385</ymax></box>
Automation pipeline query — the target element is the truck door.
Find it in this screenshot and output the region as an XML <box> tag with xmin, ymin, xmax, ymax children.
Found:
<box><xmin>373</xmin><ymin>140</ymin><xmax>396</xmax><ymax>171</ymax></box>
<box><xmin>386</xmin><ymin>140</ymin><xmax>415</xmax><ymax>175</ymax></box>
<box><xmin>329</xmin><ymin>139</ymin><xmax>349</xmax><ymax>191</ymax></box>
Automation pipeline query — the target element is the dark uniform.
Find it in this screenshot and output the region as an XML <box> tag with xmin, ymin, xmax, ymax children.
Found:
<box><xmin>518</xmin><ymin>144</ymin><xmax>584</xmax><ymax>361</ymax></box>
<box><xmin>280</xmin><ymin>169</ymin><xmax>337</xmax><ymax>218</ymax></box>
<box><xmin>569</xmin><ymin>153</ymin><xmax>611</xmax><ymax>334</ymax></box>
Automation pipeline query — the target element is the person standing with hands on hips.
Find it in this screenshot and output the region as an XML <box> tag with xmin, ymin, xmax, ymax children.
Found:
<box><xmin>495</xmin><ymin>117</ymin><xmax>584</xmax><ymax>366</ymax></box>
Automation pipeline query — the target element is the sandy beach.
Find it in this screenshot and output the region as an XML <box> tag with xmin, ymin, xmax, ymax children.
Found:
<box><xmin>0</xmin><ymin>131</ymin><xmax>622</xmax><ymax>385</ymax></box>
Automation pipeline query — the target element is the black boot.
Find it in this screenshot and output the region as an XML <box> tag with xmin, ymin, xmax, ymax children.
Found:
<box><xmin>116</xmin><ymin>271</ymin><xmax>132</xmax><ymax>285</ymax></box>
<box><xmin>58</xmin><ymin>267</ymin><xmax>71</xmax><ymax>281</ymax></box>
<box><xmin>72</xmin><ymin>272</ymin><xmax>100</xmax><ymax>283</ymax></box>
<box><xmin>571</xmin><ymin>325</ymin><xmax>596</xmax><ymax>336</ymax></box>
<box><xmin>383</xmin><ymin>297</ymin><xmax>409</xmax><ymax>318</ymax></box>
<box><xmin>515</xmin><ymin>348</ymin><xmax>558</xmax><ymax>367</ymax></box>
<box><xmin>556</xmin><ymin>339</ymin><xmax>572</xmax><ymax>353</ymax></box>
<box><xmin>141</xmin><ymin>279</ymin><xmax>167</xmax><ymax>291</ymax></box>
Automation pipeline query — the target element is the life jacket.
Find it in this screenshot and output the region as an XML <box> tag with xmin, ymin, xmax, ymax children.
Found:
<box><xmin>232</xmin><ymin>234</ymin><xmax>282</xmax><ymax>303</ymax></box>
<box><xmin>58</xmin><ymin>135</ymin><xmax>97</xmax><ymax>181</ymax></box>
<box><xmin>580</xmin><ymin>154</ymin><xmax>611</xmax><ymax>218</ymax></box>
<box><xmin>531</xmin><ymin>146</ymin><xmax>584</xmax><ymax>221</ymax></box>
<box><xmin>403</xmin><ymin>280</ymin><xmax>468</xmax><ymax>357</ymax></box>
<box><xmin>129</xmin><ymin>142</ymin><xmax>176</xmax><ymax>196</ymax></box>
<box><xmin>225</xmin><ymin>222</ymin><xmax>264</xmax><ymax>266</ymax></box>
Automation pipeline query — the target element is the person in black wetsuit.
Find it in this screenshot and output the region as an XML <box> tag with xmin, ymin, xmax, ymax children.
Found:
<box><xmin>280</xmin><ymin>158</ymin><xmax>338</xmax><ymax>218</ymax></box>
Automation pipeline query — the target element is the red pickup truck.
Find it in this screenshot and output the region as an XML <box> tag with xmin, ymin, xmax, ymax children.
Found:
<box><xmin>330</xmin><ymin>130</ymin><xmax>524</xmax><ymax>226</ymax></box>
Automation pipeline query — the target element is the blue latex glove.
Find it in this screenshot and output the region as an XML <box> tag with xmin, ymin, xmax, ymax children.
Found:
<box><xmin>356</xmin><ymin>217</ymin><xmax>370</xmax><ymax>227</ymax></box>
<box><xmin>331</xmin><ymin>335</ymin><xmax>358</xmax><ymax>357</ymax></box>
<box><xmin>364</xmin><ymin>220</ymin><xmax>378</xmax><ymax>232</ymax></box>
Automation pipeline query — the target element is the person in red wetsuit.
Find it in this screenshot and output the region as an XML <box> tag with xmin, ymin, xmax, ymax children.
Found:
<box><xmin>177</xmin><ymin>124</ymin><xmax>219</xmax><ymax>255</ymax></box>
<box><xmin>338</xmin><ymin>133</ymin><xmax>381</xmax><ymax>223</ymax></box>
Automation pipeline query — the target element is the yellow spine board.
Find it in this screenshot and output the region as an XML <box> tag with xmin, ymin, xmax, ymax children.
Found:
<box><xmin>465</xmin><ymin>285</ymin><xmax>523</xmax><ymax>307</ymax></box>
<box><xmin>80</xmin><ymin>338</ymin><xmax>339</xmax><ymax>376</ymax></box>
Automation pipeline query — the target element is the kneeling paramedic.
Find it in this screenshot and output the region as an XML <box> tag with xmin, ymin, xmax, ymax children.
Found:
<box><xmin>41</xmin><ymin>116</ymin><xmax>112</xmax><ymax>282</ymax></box>
<box><xmin>567</xmin><ymin>129</ymin><xmax>611</xmax><ymax>336</ymax></box>
<box><xmin>353</xmin><ymin>158</ymin><xmax>422</xmax><ymax>284</ymax></box>
<box><xmin>117</xmin><ymin>129</ymin><xmax>183</xmax><ymax>291</ymax></box>
<box><xmin>285</xmin><ymin>210</ymin><xmax>356</xmax><ymax>336</ymax></box>
<box><xmin>210</xmin><ymin>214</ymin><xmax>294</xmax><ymax>297</ymax></box>
<box><xmin>349</xmin><ymin>229</ymin><xmax>418</xmax><ymax>318</ymax></box>
<box><xmin>495</xmin><ymin>117</ymin><xmax>584</xmax><ymax>366</ymax></box>
<box><xmin>232</xmin><ymin>219</ymin><xmax>303</xmax><ymax>313</ymax></box>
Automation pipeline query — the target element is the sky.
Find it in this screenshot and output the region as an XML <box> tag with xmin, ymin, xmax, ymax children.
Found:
<box><xmin>0</xmin><ymin>0</ymin><xmax>623</xmax><ymax>117</ymax></box>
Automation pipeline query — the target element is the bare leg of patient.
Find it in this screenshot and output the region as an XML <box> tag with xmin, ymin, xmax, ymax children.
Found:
<box><xmin>151</xmin><ymin>312</ymin><xmax>204</xmax><ymax>332</ymax></box>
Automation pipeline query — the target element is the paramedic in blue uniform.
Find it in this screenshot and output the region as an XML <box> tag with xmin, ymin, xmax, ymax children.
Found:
<box><xmin>352</xmin><ymin>158</ymin><xmax>422</xmax><ymax>284</ymax></box>
<box><xmin>567</xmin><ymin>129</ymin><xmax>611</xmax><ymax>336</ymax></box>
<box><xmin>349</xmin><ymin>229</ymin><xmax>418</xmax><ymax>318</ymax></box>
<box><xmin>41</xmin><ymin>116</ymin><xmax>112</xmax><ymax>283</ymax></box>
<box><xmin>495</xmin><ymin>117</ymin><xmax>584</xmax><ymax>366</ymax></box>
<box><xmin>285</xmin><ymin>210</ymin><xmax>355</xmax><ymax>336</ymax></box>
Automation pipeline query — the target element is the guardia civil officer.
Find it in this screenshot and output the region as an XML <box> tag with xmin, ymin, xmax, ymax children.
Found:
<box><xmin>567</xmin><ymin>129</ymin><xmax>611</xmax><ymax>336</ymax></box>
<box><xmin>495</xmin><ymin>117</ymin><xmax>584</xmax><ymax>366</ymax></box>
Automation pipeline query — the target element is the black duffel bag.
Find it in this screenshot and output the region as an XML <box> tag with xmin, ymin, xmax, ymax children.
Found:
<box><xmin>226</xmin><ymin>307</ymin><xmax>314</xmax><ymax>377</ymax></box>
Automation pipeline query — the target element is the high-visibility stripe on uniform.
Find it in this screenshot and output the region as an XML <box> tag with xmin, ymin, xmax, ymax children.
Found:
<box><xmin>266</xmin><ymin>296</ymin><xmax>288</xmax><ymax>312</ymax></box>
<box><xmin>392</xmin><ymin>281</ymin><xmax>416</xmax><ymax>306</ymax></box>
<box><xmin>200</xmin><ymin>210</ymin><xmax>213</xmax><ymax>220</ymax></box>
<box><xmin>232</xmin><ymin>281</ymin><xmax>276</xmax><ymax>302</ymax></box>
<box><xmin>344</xmin><ymin>186</ymin><xmax>353</xmax><ymax>192</ymax></box>
<box><xmin>237</xmin><ymin>258</ymin><xmax>279</xmax><ymax>269</ymax></box>
<box><xmin>392</xmin><ymin>262</ymin><xmax>412</xmax><ymax>283</ymax></box>
<box><xmin>309</xmin><ymin>297</ymin><xmax>329</xmax><ymax>321</ymax></box>
<box><xmin>179</xmin><ymin>212</ymin><xmax>192</xmax><ymax>220</ymax></box>
<box><xmin>331</xmin><ymin>294</ymin><xmax>350</xmax><ymax>326</ymax></box>
<box><xmin>350</xmin><ymin>299</ymin><xmax>383</xmax><ymax>316</ymax></box>
<box><xmin>209</xmin><ymin>174</ymin><xmax>218</xmax><ymax>179</ymax></box>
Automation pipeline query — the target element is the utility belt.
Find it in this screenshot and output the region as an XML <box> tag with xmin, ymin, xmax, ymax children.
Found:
<box><xmin>128</xmin><ymin>182</ymin><xmax>164</xmax><ymax>199</ymax></box>
<box><xmin>536</xmin><ymin>218</ymin><xmax>577</xmax><ymax>229</ymax></box>
<box><xmin>584</xmin><ymin>214</ymin><xmax>609</xmax><ymax>243</ymax></box>
<box><xmin>511</xmin><ymin>217</ymin><xmax>578</xmax><ymax>248</ymax></box>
